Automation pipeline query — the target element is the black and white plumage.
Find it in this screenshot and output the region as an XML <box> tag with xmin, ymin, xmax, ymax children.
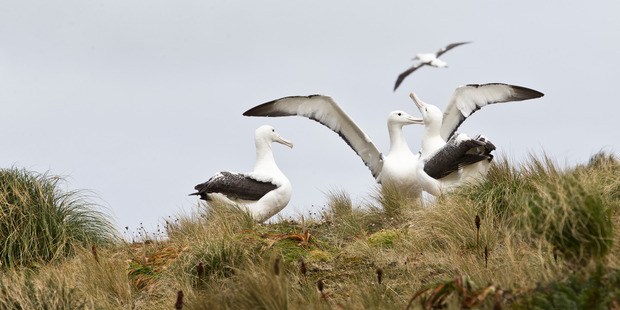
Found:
<box><xmin>394</xmin><ymin>41</ymin><xmax>471</xmax><ymax>91</ymax></box>
<box><xmin>192</xmin><ymin>171</ymin><xmax>277</xmax><ymax>201</ymax></box>
<box><xmin>409</xmin><ymin>83</ymin><xmax>544</xmax><ymax>195</ymax></box>
<box><xmin>423</xmin><ymin>134</ymin><xmax>495</xmax><ymax>180</ymax></box>
<box><xmin>191</xmin><ymin>125</ymin><xmax>293</xmax><ymax>222</ymax></box>
<box><xmin>243</xmin><ymin>95</ymin><xmax>425</xmax><ymax>197</ymax></box>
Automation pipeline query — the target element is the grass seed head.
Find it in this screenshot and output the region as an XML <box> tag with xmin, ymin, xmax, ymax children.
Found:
<box><xmin>299</xmin><ymin>258</ymin><xmax>307</xmax><ymax>276</ymax></box>
<box><xmin>91</xmin><ymin>244</ymin><xmax>99</xmax><ymax>263</ymax></box>
<box><xmin>485</xmin><ymin>246</ymin><xmax>489</xmax><ymax>268</ymax></box>
<box><xmin>197</xmin><ymin>262</ymin><xmax>204</xmax><ymax>277</ymax></box>
<box><xmin>175</xmin><ymin>290</ymin><xmax>184</xmax><ymax>310</ymax></box>
<box><xmin>475</xmin><ymin>215</ymin><xmax>481</xmax><ymax>230</ymax></box>
<box><xmin>274</xmin><ymin>257</ymin><xmax>281</xmax><ymax>276</ymax></box>
<box><xmin>376</xmin><ymin>267</ymin><xmax>383</xmax><ymax>285</ymax></box>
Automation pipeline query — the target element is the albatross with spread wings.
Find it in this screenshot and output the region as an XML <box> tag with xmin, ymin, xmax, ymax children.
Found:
<box><xmin>243</xmin><ymin>83</ymin><xmax>544</xmax><ymax>198</ymax></box>
<box><xmin>243</xmin><ymin>95</ymin><xmax>425</xmax><ymax>198</ymax></box>
<box><xmin>394</xmin><ymin>41</ymin><xmax>471</xmax><ymax>91</ymax></box>
<box><xmin>410</xmin><ymin>83</ymin><xmax>545</xmax><ymax>195</ymax></box>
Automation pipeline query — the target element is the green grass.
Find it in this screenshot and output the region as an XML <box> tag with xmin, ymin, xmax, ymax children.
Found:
<box><xmin>512</xmin><ymin>264</ymin><xmax>620</xmax><ymax>310</ymax></box>
<box><xmin>0</xmin><ymin>167</ymin><xmax>117</xmax><ymax>268</ymax></box>
<box><xmin>0</xmin><ymin>152</ymin><xmax>618</xmax><ymax>309</ymax></box>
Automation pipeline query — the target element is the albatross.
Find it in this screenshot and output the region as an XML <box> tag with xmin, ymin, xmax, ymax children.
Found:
<box><xmin>394</xmin><ymin>41</ymin><xmax>471</xmax><ymax>91</ymax></box>
<box><xmin>243</xmin><ymin>95</ymin><xmax>425</xmax><ymax>198</ymax></box>
<box><xmin>409</xmin><ymin>83</ymin><xmax>545</xmax><ymax>195</ymax></box>
<box><xmin>190</xmin><ymin>125</ymin><xmax>293</xmax><ymax>222</ymax></box>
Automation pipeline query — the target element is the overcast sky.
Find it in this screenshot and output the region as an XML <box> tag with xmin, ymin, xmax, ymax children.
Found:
<box><xmin>1</xmin><ymin>1</ymin><xmax>618</xmax><ymax>232</ymax></box>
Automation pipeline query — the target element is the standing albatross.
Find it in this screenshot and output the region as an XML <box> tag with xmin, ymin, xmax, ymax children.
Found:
<box><xmin>409</xmin><ymin>83</ymin><xmax>545</xmax><ymax>195</ymax></box>
<box><xmin>243</xmin><ymin>95</ymin><xmax>425</xmax><ymax>198</ymax></box>
<box><xmin>190</xmin><ymin>125</ymin><xmax>293</xmax><ymax>222</ymax></box>
<box><xmin>394</xmin><ymin>41</ymin><xmax>471</xmax><ymax>91</ymax></box>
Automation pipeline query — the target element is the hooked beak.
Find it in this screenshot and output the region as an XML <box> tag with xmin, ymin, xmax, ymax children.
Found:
<box><xmin>409</xmin><ymin>92</ymin><xmax>425</xmax><ymax>110</ymax></box>
<box><xmin>275</xmin><ymin>135</ymin><xmax>294</xmax><ymax>149</ymax></box>
<box><xmin>406</xmin><ymin>115</ymin><xmax>424</xmax><ymax>125</ymax></box>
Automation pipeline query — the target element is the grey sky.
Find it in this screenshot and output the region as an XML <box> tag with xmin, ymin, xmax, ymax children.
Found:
<box><xmin>1</xmin><ymin>1</ymin><xmax>618</xmax><ymax>232</ymax></box>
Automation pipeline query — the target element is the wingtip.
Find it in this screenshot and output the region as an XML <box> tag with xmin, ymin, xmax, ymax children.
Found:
<box><xmin>512</xmin><ymin>85</ymin><xmax>545</xmax><ymax>100</ymax></box>
<box><xmin>243</xmin><ymin>100</ymin><xmax>279</xmax><ymax>117</ymax></box>
<box><xmin>242</xmin><ymin>107</ymin><xmax>255</xmax><ymax>117</ymax></box>
<box><xmin>393</xmin><ymin>76</ymin><xmax>405</xmax><ymax>91</ymax></box>
<box><xmin>243</xmin><ymin>101</ymin><xmax>269</xmax><ymax>117</ymax></box>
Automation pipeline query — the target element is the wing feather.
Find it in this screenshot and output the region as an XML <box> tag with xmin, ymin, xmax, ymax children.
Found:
<box><xmin>440</xmin><ymin>83</ymin><xmax>544</xmax><ymax>141</ymax></box>
<box><xmin>435</xmin><ymin>41</ymin><xmax>471</xmax><ymax>57</ymax></box>
<box><xmin>393</xmin><ymin>63</ymin><xmax>425</xmax><ymax>91</ymax></box>
<box><xmin>243</xmin><ymin>95</ymin><xmax>384</xmax><ymax>179</ymax></box>
<box><xmin>424</xmin><ymin>135</ymin><xmax>494</xmax><ymax>179</ymax></box>
<box><xmin>191</xmin><ymin>171</ymin><xmax>278</xmax><ymax>201</ymax></box>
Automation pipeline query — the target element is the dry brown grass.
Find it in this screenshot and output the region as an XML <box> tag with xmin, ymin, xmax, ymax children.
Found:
<box><xmin>0</xmin><ymin>152</ymin><xmax>618</xmax><ymax>309</ymax></box>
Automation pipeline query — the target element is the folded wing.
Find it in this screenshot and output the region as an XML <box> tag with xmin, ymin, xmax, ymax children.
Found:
<box><xmin>424</xmin><ymin>134</ymin><xmax>495</xmax><ymax>179</ymax></box>
<box><xmin>191</xmin><ymin>171</ymin><xmax>278</xmax><ymax>201</ymax></box>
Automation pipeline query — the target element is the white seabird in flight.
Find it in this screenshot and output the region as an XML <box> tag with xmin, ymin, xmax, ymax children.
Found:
<box><xmin>409</xmin><ymin>83</ymin><xmax>545</xmax><ymax>195</ymax></box>
<box><xmin>191</xmin><ymin>125</ymin><xmax>293</xmax><ymax>222</ymax></box>
<box><xmin>243</xmin><ymin>95</ymin><xmax>425</xmax><ymax>198</ymax></box>
<box><xmin>394</xmin><ymin>41</ymin><xmax>471</xmax><ymax>91</ymax></box>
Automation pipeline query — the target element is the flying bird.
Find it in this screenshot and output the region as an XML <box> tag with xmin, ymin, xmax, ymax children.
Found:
<box><xmin>190</xmin><ymin>125</ymin><xmax>293</xmax><ymax>222</ymax></box>
<box><xmin>243</xmin><ymin>95</ymin><xmax>425</xmax><ymax>198</ymax></box>
<box><xmin>409</xmin><ymin>83</ymin><xmax>545</xmax><ymax>195</ymax></box>
<box><xmin>393</xmin><ymin>41</ymin><xmax>471</xmax><ymax>91</ymax></box>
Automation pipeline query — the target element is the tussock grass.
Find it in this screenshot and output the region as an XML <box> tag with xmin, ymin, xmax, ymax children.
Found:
<box><xmin>0</xmin><ymin>167</ymin><xmax>117</xmax><ymax>268</ymax></box>
<box><xmin>0</xmin><ymin>267</ymin><xmax>93</xmax><ymax>309</ymax></box>
<box><xmin>0</xmin><ymin>152</ymin><xmax>618</xmax><ymax>309</ymax></box>
<box><xmin>167</xmin><ymin>200</ymin><xmax>256</xmax><ymax>243</ymax></box>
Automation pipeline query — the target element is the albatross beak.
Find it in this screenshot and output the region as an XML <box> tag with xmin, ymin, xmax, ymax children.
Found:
<box><xmin>275</xmin><ymin>135</ymin><xmax>294</xmax><ymax>149</ymax></box>
<box><xmin>409</xmin><ymin>92</ymin><xmax>425</xmax><ymax>110</ymax></box>
<box><xmin>407</xmin><ymin>115</ymin><xmax>424</xmax><ymax>125</ymax></box>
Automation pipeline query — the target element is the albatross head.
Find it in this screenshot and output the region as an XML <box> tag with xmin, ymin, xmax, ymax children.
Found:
<box><xmin>387</xmin><ymin>110</ymin><xmax>424</xmax><ymax>128</ymax></box>
<box><xmin>409</xmin><ymin>92</ymin><xmax>443</xmax><ymax>127</ymax></box>
<box><xmin>256</xmin><ymin>125</ymin><xmax>294</xmax><ymax>149</ymax></box>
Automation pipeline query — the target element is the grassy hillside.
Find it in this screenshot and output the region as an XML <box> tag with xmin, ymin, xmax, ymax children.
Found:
<box><xmin>0</xmin><ymin>153</ymin><xmax>618</xmax><ymax>309</ymax></box>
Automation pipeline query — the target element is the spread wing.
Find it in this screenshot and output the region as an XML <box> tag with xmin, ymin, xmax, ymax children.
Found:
<box><xmin>440</xmin><ymin>83</ymin><xmax>545</xmax><ymax>141</ymax></box>
<box><xmin>243</xmin><ymin>95</ymin><xmax>383</xmax><ymax>179</ymax></box>
<box><xmin>393</xmin><ymin>62</ymin><xmax>425</xmax><ymax>91</ymax></box>
<box><xmin>191</xmin><ymin>171</ymin><xmax>278</xmax><ymax>201</ymax></box>
<box><xmin>435</xmin><ymin>41</ymin><xmax>471</xmax><ymax>58</ymax></box>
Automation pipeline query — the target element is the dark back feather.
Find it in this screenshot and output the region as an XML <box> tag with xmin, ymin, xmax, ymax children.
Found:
<box><xmin>191</xmin><ymin>171</ymin><xmax>278</xmax><ymax>201</ymax></box>
<box><xmin>424</xmin><ymin>135</ymin><xmax>495</xmax><ymax>179</ymax></box>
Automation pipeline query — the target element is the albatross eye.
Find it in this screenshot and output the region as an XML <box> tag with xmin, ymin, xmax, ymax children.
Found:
<box><xmin>397</xmin><ymin>113</ymin><xmax>402</xmax><ymax>116</ymax></box>
<box><xmin>272</xmin><ymin>129</ymin><xmax>275</xmax><ymax>132</ymax></box>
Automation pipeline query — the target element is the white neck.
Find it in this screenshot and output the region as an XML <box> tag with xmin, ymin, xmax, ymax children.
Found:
<box><xmin>387</xmin><ymin>123</ymin><xmax>412</xmax><ymax>155</ymax></box>
<box><xmin>420</xmin><ymin>120</ymin><xmax>445</xmax><ymax>158</ymax></box>
<box><xmin>253</xmin><ymin>141</ymin><xmax>280</xmax><ymax>175</ymax></box>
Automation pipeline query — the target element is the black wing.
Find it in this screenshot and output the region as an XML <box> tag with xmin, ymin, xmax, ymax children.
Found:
<box><xmin>191</xmin><ymin>171</ymin><xmax>278</xmax><ymax>201</ymax></box>
<box><xmin>423</xmin><ymin>134</ymin><xmax>495</xmax><ymax>179</ymax></box>
<box><xmin>435</xmin><ymin>41</ymin><xmax>471</xmax><ymax>58</ymax></box>
<box><xmin>393</xmin><ymin>63</ymin><xmax>425</xmax><ymax>91</ymax></box>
